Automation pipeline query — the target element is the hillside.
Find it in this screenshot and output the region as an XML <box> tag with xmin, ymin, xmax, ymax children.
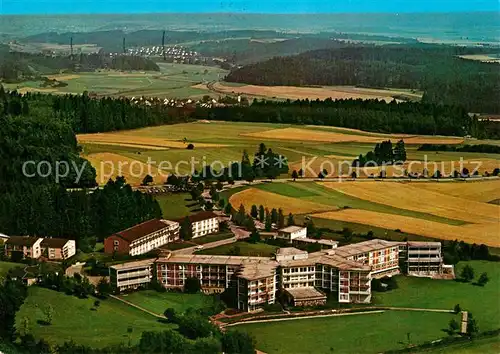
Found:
<box><xmin>226</xmin><ymin>45</ymin><xmax>500</xmax><ymax>114</ymax></box>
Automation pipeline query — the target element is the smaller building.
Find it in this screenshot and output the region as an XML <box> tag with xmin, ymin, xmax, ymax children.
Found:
<box><xmin>178</xmin><ymin>211</ymin><xmax>219</xmax><ymax>239</ymax></box>
<box><xmin>40</xmin><ymin>238</ymin><xmax>76</xmax><ymax>260</ymax></box>
<box><xmin>237</xmin><ymin>261</ymin><xmax>278</xmax><ymax>312</ymax></box>
<box><xmin>284</xmin><ymin>287</ymin><xmax>327</xmax><ymax>307</ymax></box>
<box><xmin>109</xmin><ymin>259</ymin><xmax>155</xmax><ymax>292</ymax></box>
<box><xmin>4</xmin><ymin>236</ymin><xmax>42</xmax><ymax>260</ymax></box>
<box><xmin>405</xmin><ymin>241</ymin><xmax>444</xmax><ymax>277</ymax></box>
<box><xmin>0</xmin><ymin>233</ymin><xmax>9</xmax><ymax>242</ymax></box>
<box><xmin>104</xmin><ymin>219</ymin><xmax>180</xmax><ymax>256</ymax></box>
<box><xmin>275</xmin><ymin>247</ymin><xmax>309</xmax><ymax>262</ymax></box>
<box><xmin>276</xmin><ymin>226</ymin><xmax>307</xmax><ymax>242</ymax></box>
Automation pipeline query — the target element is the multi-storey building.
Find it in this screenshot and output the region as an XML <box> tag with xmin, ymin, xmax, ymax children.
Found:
<box><xmin>277</xmin><ymin>226</ymin><xmax>308</xmax><ymax>242</ymax></box>
<box><xmin>177</xmin><ymin>211</ymin><xmax>219</xmax><ymax>239</ymax></box>
<box><xmin>40</xmin><ymin>238</ymin><xmax>76</xmax><ymax>260</ymax></box>
<box><xmin>109</xmin><ymin>238</ymin><xmax>447</xmax><ymax>312</ymax></box>
<box><xmin>4</xmin><ymin>236</ymin><xmax>43</xmax><ymax>259</ymax></box>
<box><xmin>109</xmin><ymin>259</ymin><xmax>155</xmax><ymax>292</ymax></box>
<box><xmin>237</xmin><ymin>261</ymin><xmax>278</xmax><ymax>312</ymax></box>
<box><xmin>104</xmin><ymin>219</ymin><xmax>180</xmax><ymax>256</ymax></box>
<box><xmin>335</xmin><ymin>239</ymin><xmax>400</xmax><ymax>279</ymax></box>
<box><xmin>404</xmin><ymin>241</ymin><xmax>444</xmax><ymax>276</ymax></box>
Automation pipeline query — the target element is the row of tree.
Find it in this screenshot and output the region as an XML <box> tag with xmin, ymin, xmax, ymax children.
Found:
<box><xmin>226</xmin><ymin>45</ymin><xmax>500</xmax><ymax>114</ymax></box>
<box><xmin>353</xmin><ymin>140</ymin><xmax>407</xmax><ymax>167</ymax></box>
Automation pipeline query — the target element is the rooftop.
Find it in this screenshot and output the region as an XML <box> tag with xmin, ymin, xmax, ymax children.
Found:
<box><xmin>279</xmin><ymin>226</ymin><xmax>306</xmax><ymax>234</ymax></box>
<box><xmin>285</xmin><ymin>287</ymin><xmax>327</xmax><ymax>301</ymax></box>
<box><xmin>275</xmin><ymin>247</ymin><xmax>308</xmax><ymax>257</ymax></box>
<box><xmin>113</xmin><ymin>219</ymin><xmax>178</xmax><ymax>243</ymax></box>
<box><xmin>237</xmin><ymin>261</ymin><xmax>278</xmax><ymax>281</ymax></box>
<box><xmin>40</xmin><ymin>238</ymin><xmax>72</xmax><ymax>248</ymax></box>
<box><xmin>0</xmin><ymin>233</ymin><xmax>9</xmax><ymax>239</ymax></box>
<box><xmin>176</xmin><ymin>211</ymin><xmax>219</xmax><ymax>224</ymax></box>
<box><xmin>407</xmin><ymin>241</ymin><xmax>442</xmax><ymax>247</ymax></box>
<box><xmin>296</xmin><ymin>238</ymin><xmax>339</xmax><ymax>246</ymax></box>
<box><xmin>5</xmin><ymin>236</ymin><xmax>41</xmax><ymax>247</ymax></box>
<box><xmin>335</xmin><ymin>239</ymin><xmax>400</xmax><ymax>258</ymax></box>
<box><xmin>157</xmin><ymin>254</ymin><xmax>275</xmax><ymax>267</ymax></box>
<box><xmin>110</xmin><ymin>259</ymin><xmax>156</xmax><ymax>271</ymax></box>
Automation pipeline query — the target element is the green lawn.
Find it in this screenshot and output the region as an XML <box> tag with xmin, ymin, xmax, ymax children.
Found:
<box><xmin>373</xmin><ymin>261</ymin><xmax>500</xmax><ymax>331</ymax></box>
<box><xmin>16</xmin><ymin>287</ymin><xmax>170</xmax><ymax>348</ymax></box>
<box><xmin>117</xmin><ymin>290</ymin><xmax>212</xmax><ymax>315</ymax></box>
<box><xmin>255</xmin><ymin>183</ymin><xmax>319</xmax><ymax>198</ymax></box>
<box><xmin>193</xmin><ymin>232</ymin><xmax>235</xmax><ymax>245</ymax></box>
<box><xmin>234</xmin><ymin>311</ymin><xmax>456</xmax><ymax>354</ymax></box>
<box><xmin>155</xmin><ymin>193</ymin><xmax>200</xmax><ymax>219</ymax></box>
<box><xmin>419</xmin><ymin>334</ymin><xmax>500</xmax><ymax>354</ymax></box>
<box><xmin>197</xmin><ymin>241</ymin><xmax>278</xmax><ymax>257</ymax></box>
<box><xmin>0</xmin><ymin>261</ymin><xmax>22</xmax><ymax>278</ymax></box>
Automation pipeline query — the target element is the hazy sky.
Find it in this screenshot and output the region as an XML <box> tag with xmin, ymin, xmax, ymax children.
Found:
<box><xmin>1</xmin><ymin>0</ymin><xmax>498</xmax><ymax>15</ymax></box>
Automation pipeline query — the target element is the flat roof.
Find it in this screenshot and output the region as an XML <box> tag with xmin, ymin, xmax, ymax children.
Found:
<box><xmin>279</xmin><ymin>226</ymin><xmax>306</xmax><ymax>233</ymax></box>
<box><xmin>279</xmin><ymin>251</ymin><xmax>371</xmax><ymax>271</ymax></box>
<box><xmin>296</xmin><ymin>238</ymin><xmax>338</xmax><ymax>246</ymax></box>
<box><xmin>156</xmin><ymin>254</ymin><xmax>274</xmax><ymax>266</ymax></box>
<box><xmin>237</xmin><ymin>261</ymin><xmax>278</xmax><ymax>281</ymax></box>
<box><xmin>113</xmin><ymin>219</ymin><xmax>178</xmax><ymax>243</ymax></box>
<box><xmin>110</xmin><ymin>259</ymin><xmax>155</xmax><ymax>271</ymax></box>
<box><xmin>285</xmin><ymin>287</ymin><xmax>326</xmax><ymax>300</ymax></box>
<box><xmin>407</xmin><ymin>241</ymin><xmax>442</xmax><ymax>247</ymax></box>
<box><xmin>0</xmin><ymin>233</ymin><xmax>9</xmax><ymax>239</ymax></box>
<box><xmin>335</xmin><ymin>239</ymin><xmax>400</xmax><ymax>258</ymax></box>
<box><xmin>276</xmin><ymin>247</ymin><xmax>308</xmax><ymax>256</ymax></box>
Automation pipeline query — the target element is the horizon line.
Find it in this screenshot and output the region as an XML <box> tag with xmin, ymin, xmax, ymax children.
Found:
<box><xmin>1</xmin><ymin>10</ymin><xmax>499</xmax><ymax>16</ymax></box>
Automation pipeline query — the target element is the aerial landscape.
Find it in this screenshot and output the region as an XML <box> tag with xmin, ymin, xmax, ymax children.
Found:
<box><xmin>0</xmin><ymin>1</ymin><xmax>499</xmax><ymax>353</ymax></box>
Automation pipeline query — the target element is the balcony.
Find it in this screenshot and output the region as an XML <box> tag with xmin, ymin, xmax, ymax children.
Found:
<box><xmin>117</xmin><ymin>270</ymin><xmax>150</xmax><ymax>279</ymax></box>
<box><xmin>407</xmin><ymin>257</ymin><xmax>442</xmax><ymax>262</ymax></box>
<box><xmin>117</xmin><ymin>277</ymin><xmax>151</xmax><ymax>287</ymax></box>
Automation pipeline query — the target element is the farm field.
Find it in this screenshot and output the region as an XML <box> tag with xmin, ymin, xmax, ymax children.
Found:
<box><xmin>229</xmin><ymin>187</ymin><xmax>334</xmax><ymax>215</ymax></box>
<box><xmin>374</xmin><ymin>261</ymin><xmax>500</xmax><ymax>332</ymax></box>
<box><xmin>16</xmin><ymin>287</ymin><xmax>169</xmax><ymax>348</ymax></box>
<box><xmin>321</xmin><ymin>182</ymin><xmax>500</xmax><ymax>224</ymax></box>
<box><xmin>233</xmin><ymin>310</ymin><xmax>455</xmax><ymax>354</ymax></box>
<box><xmin>6</xmin><ymin>63</ymin><xmax>228</xmax><ymax>98</ymax></box>
<box><xmin>196</xmin><ymin>241</ymin><xmax>279</xmax><ymax>257</ymax></box>
<box><xmin>77</xmin><ymin>121</ymin><xmax>499</xmax><ymax>185</ymax></box>
<box><xmin>202</xmin><ymin>81</ymin><xmax>423</xmax><ymax>101</ymax></box>
<box><xmin>414</xmin><ymin>180</ymin><xmax>500</xmax><ymax>203</ymax></box>
<box><xmin>117</xmin><ymin>290</ymin><xmax>212</xmax><ymax>316</ymax></box>
<box><xmin>313</xmin><ymin>209</ymin><xmax>499</xmax><ymax>246</ymax></box>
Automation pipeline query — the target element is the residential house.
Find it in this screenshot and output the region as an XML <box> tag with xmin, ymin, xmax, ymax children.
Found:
<box><xmin>40</xmin><ymin>238</ymin><xmax>76</xmax><ymax>260</ymax></box>
<box><xmin>4</xmin><ymin>236</ymin><xmax>42</xmax><ymax>260</ymax></box>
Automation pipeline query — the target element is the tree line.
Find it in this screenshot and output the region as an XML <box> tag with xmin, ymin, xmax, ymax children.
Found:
<box><xmin>418</xmin><ymin>143</ymin><xmax>500</xmax><ymax>154</ymax></box>
<box><xmin>225</xmin><ymin>44</ymin><xmax>500</xmax><ymax>114</ymax></box>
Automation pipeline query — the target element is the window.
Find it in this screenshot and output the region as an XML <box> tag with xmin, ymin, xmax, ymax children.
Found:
<box><xmin>114</xmin><ymin>240</ymin><xmax>119</xmax><ymax>246</ymax></box>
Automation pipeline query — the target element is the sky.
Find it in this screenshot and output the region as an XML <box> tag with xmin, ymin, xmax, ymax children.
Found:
<box><xmin>0</xmin><ymin>0</ymin><xmax>498</xmax><ymax>15</ymax></box>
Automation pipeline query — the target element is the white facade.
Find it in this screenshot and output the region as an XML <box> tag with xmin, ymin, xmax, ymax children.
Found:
<box><xmin>277</xmin><ymin>226</ymin><xmax>307</xmax><ymax>242</ymax></box>
<box><xmin>192</xmin><ymin>217</ymin><xmax>219</xmax><ymax>238</ymax></box>
<box><xmin>129</xmin><ymin>221</ymin><xmax>180</xmax><ymax>256</ymax></box>
<box><xmin>110</xmin><ymin>260</ymin><xmax>154</xmax><ymax>291</ymax></box>
<box><xmin>62</xmin><ymin>240</ymin><xmax>77</xmax><ymax>259</ymax></box>
<box><xmin>31</xmin><ymin>238</ymin><xmax>43</xmax><ymax>259</ymax></box>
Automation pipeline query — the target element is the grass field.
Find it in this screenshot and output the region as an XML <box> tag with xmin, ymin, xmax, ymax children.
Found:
<box><xmin>6</xmin><ymin>63</ymin><xmax>228</xmax><ymax>98</ymax></box>
<box><xmin>0</xmin><ymin>261</ymin><xmax>21</xmax><ymax>278</ymax></box>
<box><xmin>234</xmin><ymin>311</ymin><xmax>456</xmax><ymax>354</ymax></box>
<box><xmin>196</xmin><ymin>241</ymin><xmax>278</xmax><ymax>257</ymax></box>
<box><xmin>373</xmin><ymin>261</ymin><xmax>500</xmax><ymax>331</ymax></box>
<box><xmin>117</xmin><ymin>290</ymin><xmax>212</xmax><ymax>315</ymax></box>
<box><xmin>421</xmin><ymin>334</ymin><xmax>500</xmax><ymax>353</ymax></box>
<box><xmin>16</xmin><ymin>287</ymin><xmax>169</xmax><ymax>348</ymax></box>
<box><xmin>155</xmin><ymin>193</ymin><xmax>201</xmax><ymax>219</ymax></box>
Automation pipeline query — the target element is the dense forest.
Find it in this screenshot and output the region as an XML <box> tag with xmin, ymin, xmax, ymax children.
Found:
<box><xmin>0</xmin><ymin>89</ymin><xmax>161</xmax><ymax>249</ymax></box>
<box><xmin>0</xmin><ymin>49</ymin><xmax>159</xmax><ymax>82</ymax></box>
<box><xmin>226</xmin><ymin>45</ymin><xmax>500</xmax><ymax>114</ymax></box>
<box><xmin>194</xmin><ymin>98</ymin><xmax>498</xmax><ymax>138</ymax></box>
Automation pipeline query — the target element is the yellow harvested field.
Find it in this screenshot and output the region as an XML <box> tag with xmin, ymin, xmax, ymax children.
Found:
<box><xmin>77</xmin><ymin>133</ymin><xmax>229</xmax><ymax>149</ymax></box>
<box><xmin>290</xmin><ymin>157</ymin><xmax>354</xmax><ymax>178</ymax></box>
<box><xmin>45</xmin><ymin>74</ymin><xmax>81</xmax><ymax>81</ymax></box>
<box><xmin>321</xmin><ymin>181</ymin><xmax>500</xmax><ymax>224</ymax></box>
<box><xmin>354</xmin><ymin>159</ymin><xmax>499</xmax><ymax>178</ymax></box>
<box><xmin>313</xmin><ymin>209</ymin><xmax>500</xmax><ymax>247</ymax></box>
<box><xmin>85</xmin><ymin>153</ymin><xmax>168</xmax><ymax>186</ymax></box>
<box><xmin>241</xmin><ymin>127</ymin><xmax>463</xmax><ymax>145</ymax></box>
<box><xmin>229</xmin><ymin>188</ymin><xmax>335</xmax><ymax>215</ymax></box>
<box><xmin>17</xmin><ymin>87</ymin><xmax>57</xmax><ymax>94</ymax></box>
<box><xmin>82</xmin><ymin>142</ymin><xmax>168</xmax><ymax>151</ymax></box>
<box><xmin>211</xmin><ymin>82</ymin><xmax>402</xmax><ymax>101</ymax></box>
<box><xmin>414</xmin><ymin>180</ymin><xmax>500</xmax><ymax>203</ymax></box>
